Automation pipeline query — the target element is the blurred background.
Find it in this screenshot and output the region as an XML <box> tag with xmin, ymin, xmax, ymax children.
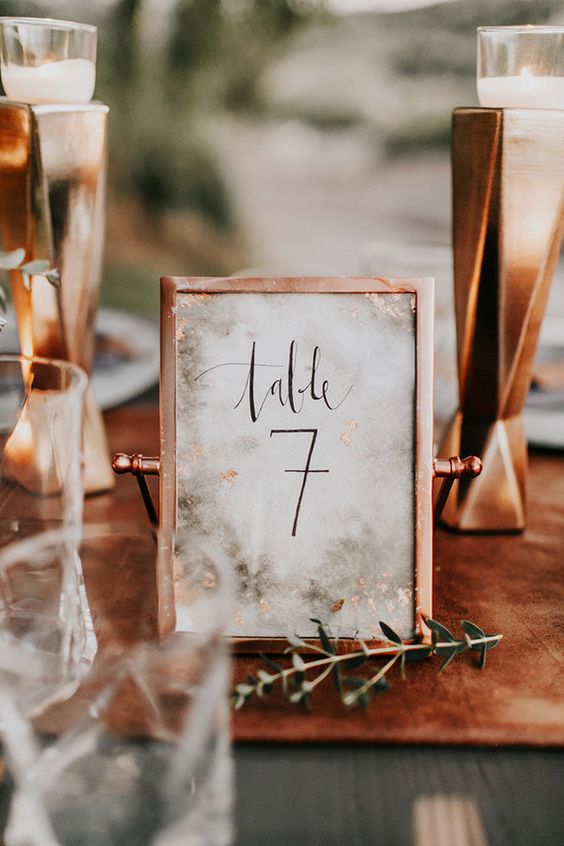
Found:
<box><xmin>0</xmin><ymin>0</ymin><xmax>561</xmax><ymax>314</ymax></box>
<box><xmin>1</xmin><ymin>0</ymin><xmax>563</xmax><ymax>422</ymax></box>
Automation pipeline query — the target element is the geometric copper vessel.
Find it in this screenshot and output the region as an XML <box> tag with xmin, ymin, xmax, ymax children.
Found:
<box><xmin>0</xmin><ymin>99</ymin><xmax>114</xmax><ymax>494</ymax></box>
<box><xmin>440</xmin><ymin>108</ymin><xmax>564</xmax><ymax>532</ymax></box>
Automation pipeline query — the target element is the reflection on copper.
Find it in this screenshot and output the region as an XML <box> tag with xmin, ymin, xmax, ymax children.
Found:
<box><xmin>0</xmin><ymin>99</ymin><xmax>114</xmax><ymax>494</ymax></box>
<box><xmin>442</xmin><ymin>108</ymin><xmax>564</xmax><ymax>532</ymax></box>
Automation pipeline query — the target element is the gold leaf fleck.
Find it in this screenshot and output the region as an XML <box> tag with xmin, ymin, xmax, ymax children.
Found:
<box><xmin>331</xmin><ymin>598</ymin><xmax>345</xmax><ymax>613</ymax></box>
<box><xmin>183</xmin><ymin>293</ymin><xmax>212</xmax><ymax>309</ymax></box>
<box><xmin>259</xmin><ymin>598</ymin><xmax>270</xmax><ymax>613</ymax></box>
<box><xmin>176</xmin><ymin>317</ymin><xmax>187</xmax><ymax>341</ymax></box>
<box><xmin>351</xmin><ymin>594</ymin><xmax>361</xmax><ymax>607</ymax></box>
<box><xmin>220</xmin><ymin>468</ymin><xmax>238</xmax><ymax>484</ymax></box>
<box><xmin>191</xmin><ymin>443</ymin><xmax>203</xmax><ymax>462</ymax></box>
<box><xmin>202</xmin><ymin>571</ymin><xmax>216</xmax><ymax>589</ymax></box>
<box><xmin>233</xmin><ymin>608</ymin><xmax>243</xmax><ymax>628</ymax></box>
<box><xmin>340</xmin><ymin>419</ymin><xmax>359</xmax><ymax>446</ymax></box>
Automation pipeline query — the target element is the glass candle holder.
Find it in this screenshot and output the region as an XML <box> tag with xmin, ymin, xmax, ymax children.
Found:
<box><xmin>477</xmin><ymin>26</ymin><xmax>564</xmax><ymax>109</ymax></box>
<box><xmin>0</xmin><ymin>17</ymin><xmax>96</xmax><ymax>104</ymax></box>
<box><xmin>0</xmin><ymin>525</ymin><xmax>234</xmax><ymax>846</ymax></box>
<box><xmin>0</xmin><ymin>355</ymin><xmax>87</xmax><ymax>545</ymax></box>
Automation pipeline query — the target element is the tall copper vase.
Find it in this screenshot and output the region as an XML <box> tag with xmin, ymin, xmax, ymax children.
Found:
<box><xmin>0</xmin><ymin>99</ymin><xmax>114</xmax><ymax>494</ymax></box>
<box><xmin>441</xmin><ymin>107</ymin><xmax>564</xmax><ymax>531</ymax></box>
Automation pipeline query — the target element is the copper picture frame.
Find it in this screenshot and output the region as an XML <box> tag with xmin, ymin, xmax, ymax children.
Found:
<box><xmin>155</xmin><ymin>276</ymin><xmax>436</xmax><ymax>651</ymax></box>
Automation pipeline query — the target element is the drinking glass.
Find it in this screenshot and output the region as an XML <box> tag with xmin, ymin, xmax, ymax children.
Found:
<box><xmin>0</xmin><ymin>355</ymin><xmax>87</xmax><ymax>546</ymax></box>
<box><xmin>0</xmin><ymin>525</ymin><xmax>88</xmax><ymax>717</ymax></box>
<box><xmin>477</xmin><ymin>26</ymin><xmax>564</xmax><ymax>109</ymax></box>
<box><xmin>0</xmin><ymin>525</ymin><xmax>234</xmax><ymax>846</ymax></box>
<box><xmin>0</xmin><ymin>17</ymin><xmax>97</xmax><ymax>104</ymax></box>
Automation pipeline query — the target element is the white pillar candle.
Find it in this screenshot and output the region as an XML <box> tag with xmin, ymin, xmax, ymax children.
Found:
<box><xmin>478</xmin><ymin>71</ymin><xmax>564</xmax><ymax>110</ymax></box>
<box><xmin>1</xmin><ymin>58</ymin><xmax>95</xmax><ymax>105</ymax></box>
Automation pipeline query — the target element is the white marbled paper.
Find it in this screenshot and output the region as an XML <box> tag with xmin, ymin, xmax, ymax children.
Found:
<box><xmin>175</xmin><ymin>292</ymin><xmax>416</xmax><ymax>639</ymax></box>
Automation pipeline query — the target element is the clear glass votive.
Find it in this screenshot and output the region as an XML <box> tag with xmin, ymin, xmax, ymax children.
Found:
<box><xmin>0</xmin><ymin>355</ymin><xmax>87</xmax><ymax>545</ymax></box>
<box><xmin>0</xmin><ymin>525</ymin><xmax>234</xmax><ymax>846</ymax></box>
<box><xmin>478</xmin><ymin>26</ymin><xmax>564</xmax><ymax>109</ymax></box>
<box><xmin>0</xmin><ymin>17</ymin><xmax>96</xmax><ymax>105</ymax></box>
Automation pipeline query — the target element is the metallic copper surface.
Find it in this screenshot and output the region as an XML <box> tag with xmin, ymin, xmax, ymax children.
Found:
<box><xmin>0</xmin><ymin>98</ymin><xmax>114</xmax><ymax>493</ymax></box>
<box><xmin>433</xmin><ymin>455</ymin><xmax>483</xmax><ymax>522</ymax></box>
<box><xmin>442</xmin><ymin>108</ymin><xmax>564</xmax><ymax>532</ymax></box>
<box><xmin>112</xmin><ymin>453</ymin><xmax>161</xmax><ymax>476</ymax></box>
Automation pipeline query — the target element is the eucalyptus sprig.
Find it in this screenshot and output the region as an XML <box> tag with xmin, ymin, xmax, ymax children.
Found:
<box><xmin>0</xmin><ymin>248</ymin><xmax>60</xmax><ymax>310</ymax></box>
<box><xmin>232</xmin><ymin>617</ymin><xmax>502</xmax><ymax>712</ymax></box>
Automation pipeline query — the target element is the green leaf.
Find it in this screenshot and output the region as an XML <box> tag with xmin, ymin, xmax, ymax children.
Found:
<box><xmin>22</xmin><ymin>273</ymin><xmax>31</xmax><ymax>291</ymax></box>
<box><xmin>343</xmin><ymin>653</ymin><xmax>367</xmax><ymax>669</ymax></box>
<box><xmin>342</xmin><ymin>690</ymin><xmax>359</xmax><ymax>707</ymax></box>
<box><xmin>0</xmin><ymin>286</ymin><xmax>6</xmax><ymax>313</ymax></box>
<box><xmin>426</xmin><ymin>618</ymin><xmax>456</xmax><ymax>643</ymax></box>
<box><xmin>317</xmin><ymin>624</ymin><xmax>335</xmax><ymax>655</ymax></box>
<box><xmin>301</xmin><ymin>680</ymin><xmax>313</xmax><ymax>694</ymax></box>
<box><xmin>292</xmin><ymin>652</ymin><xmax>305</xmax><ymax>673</ymax></box>
<box><xmin>235</xmin><ymin>683</ymin><xmax>253</xmax><ymax>696</ymax></box>
<box><xmin>379</xmin><ymin>621</ymin><xmax>402</xmax><ymax>645</ymax></box>
<box><xmin>373</xmin><ymin>676</ymin><xmax>391</xmax><ymax>694</ymax></box>
<box><xmin>434</xmin><ymin>641</ymin><xmax>467</xmax><ymax>657</ymax></box>
<box><xmin>20</xmin><ymin>259</ymin><xmax>49</xmax><ymax>275</ymax></box>
<box><xmin>479</xmin><ymin>644</ymin><xmax>487</xmax><ymax>669</ymax></box>
<box><xmin>233</xmin><ymin>696</ymin><xmax>246</xmax><ymax>710</ymax></box>
<box><xmin>259</xmin><ymin>654</ymin><xmax>283</xmax><ymax>675</ymax></box>
<box><xmin>309</xmin><ymin>617</ymin><xmax>323</xmax><ymax>626</ymax></box>
<box><xmin>358</xmin><ymin>691</ymin><xmax>370</xmax><ymax>710</ymax></box>
<box><xmin>483</xmin><ymin>635</ymin><xmax>502</xmax><ymax>651</ymax></box>
<box><xmin>438</xmin><ymin>647</ymin><xmax>458</xmax><ymax>673</ymax></box>
<box><xmin>405</xmin><ymin>647</ymin><xmax>432</xmax><ymax>662</ymax></box>
<box><xmin>44</xmin><ymin>268</ymin><xmax>60</xmax><ymax>288</ymax></box>
<box><xmin>257</xmin><ymin>670</ymin><xmax>275</xmax><ymax>684</ymax></box>
<box><xmin>331</xmin><ymin>662</ymin><xmax>342</xmax><ymax>694</ymax></box>
<box><xmin>289</xmin><ymin>690</ymin><xmax>303</xmax><ymax>704</ymax></box>
<box><xmin>0</xmin><ymin>248</ymin><xmax>25</xmax><ymax>269</ymax></box>
<box><xmin>286</xmin><ymin>633</ymin><xmax>304</xmax><ymax>649</ymax></box>
<box><xmin>461</xmin><ymin>620</ymin><xmax>485</xmax><ymax>641</ymax></box>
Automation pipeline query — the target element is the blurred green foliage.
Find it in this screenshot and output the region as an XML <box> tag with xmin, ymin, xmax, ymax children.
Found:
<box><xmin>0</xmin><ymin>0</ymin><xmax>561</xmax><ymax>299</ymax></box>
<box><xmin>98</xmin><ymin>0</ymin><xmax>318</xmax><ymax>230</ymax></box>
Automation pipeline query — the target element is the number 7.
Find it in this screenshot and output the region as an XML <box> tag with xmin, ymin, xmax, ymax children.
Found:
<box><xmin>269</xmin><ymin>428</ymin><xmax>329</xmax><ymax>537</ymax></box>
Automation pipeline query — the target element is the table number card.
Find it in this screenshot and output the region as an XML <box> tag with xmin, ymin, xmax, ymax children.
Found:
<box><xmin>160</xmin><ymin>277</ymin><xmax>434</xmax><ymax>647</ymax></box>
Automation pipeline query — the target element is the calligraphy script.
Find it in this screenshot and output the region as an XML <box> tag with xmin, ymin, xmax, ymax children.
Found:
<box><xmin>194</xmin><ymin>340</ymin><xmax>353</xmax><ymax>423</ymax></box>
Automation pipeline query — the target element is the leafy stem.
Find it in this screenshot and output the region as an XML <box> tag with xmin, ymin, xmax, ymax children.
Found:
<box><xmin>232</xmin><ymin>617</ymin><xmax>503</xmax><ymax>712</ymax></box>
<box><xmin>0</xmin><ymin>248</ymin><xmax>60</xmax><ymax>313</ymax></box>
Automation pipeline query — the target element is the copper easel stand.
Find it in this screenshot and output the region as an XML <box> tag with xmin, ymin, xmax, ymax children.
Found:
<box><xmin>112</xmin><ymin>451</ymin><xmax>481</xmax><ymax>529</ymax></box>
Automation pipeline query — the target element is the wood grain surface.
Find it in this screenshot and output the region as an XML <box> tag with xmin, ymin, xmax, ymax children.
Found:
<box><xmin>96</xmin><ymin>406</ymin><xmax>564</xmax><ymax>747</ymax></box>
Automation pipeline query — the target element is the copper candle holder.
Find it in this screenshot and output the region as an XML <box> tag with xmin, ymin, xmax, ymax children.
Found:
<box><xmin>440</xmin><ymin>107</ymin><xmax>564</xmax><ymax>532</ymax></box>
<box><xmin>0</xmin><ymin>99</ymin><xmax>114</xmax><ymax>494</ymax></box>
